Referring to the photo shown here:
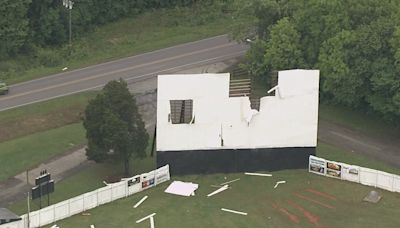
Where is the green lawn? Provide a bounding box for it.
[44,163,400,227]
[0,92,96,142]
[2,9,234,85]
[0,123,86,182]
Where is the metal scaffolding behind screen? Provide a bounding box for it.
[170,100,193,124]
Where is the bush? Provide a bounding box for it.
[37,49,64,67]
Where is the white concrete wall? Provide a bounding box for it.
[157,70,319,151]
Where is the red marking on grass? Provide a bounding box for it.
[288,200,322,228]
[272,203,300,224]
[294,193,335,209]
[306,188,337,201]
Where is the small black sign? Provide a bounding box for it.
[31,180,55,200]
[35,173,51,186]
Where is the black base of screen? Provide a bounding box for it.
[157,147,316,175]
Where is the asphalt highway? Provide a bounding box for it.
[0,35,248,111]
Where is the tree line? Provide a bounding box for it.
[0,0,216,59]
[233,0,400,124]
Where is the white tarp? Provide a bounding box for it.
[164,181,198,196]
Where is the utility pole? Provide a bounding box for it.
[62,0,74,50]
[27,192,30,228]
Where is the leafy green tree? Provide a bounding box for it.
[317,30,363,106]
[264,17,303,73]
[83,79,148,176]
[235,0,400,124]
[0,0,30,58]
[231,0,280,41]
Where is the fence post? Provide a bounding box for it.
[68,199,70,219]
[38,207,40,227]
[392,175,395,192]
[125,180,128,198]
[111,184,113,201]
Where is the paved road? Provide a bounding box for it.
[0,35,248,111]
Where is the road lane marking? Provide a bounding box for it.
[1,43,238,101]
[10,34,231,88]
[0,50,246,112]
[329,131,382,151]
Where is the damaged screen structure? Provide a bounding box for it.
[156,70,319,174]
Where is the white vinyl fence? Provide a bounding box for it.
[309,155,400,193]
[1,165,170,228]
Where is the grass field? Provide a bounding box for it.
[0,123,86,182]
[0,92,96,142]
[42,154,400,228]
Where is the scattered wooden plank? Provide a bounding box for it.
[244,172,272,177]
[136,213,156,224]
[150,216,155,228]
[207,185,229,197]
[133,195,148,208]
[274,181,286,189]
[220,178,240,186]
[221,208,248,216]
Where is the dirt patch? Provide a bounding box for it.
[288,200,323,228]
[272,203,299,224]
[293,193,335,209]
[306,188,337,201]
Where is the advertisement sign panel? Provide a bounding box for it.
[326,161,342,178]
[309,156,326,175]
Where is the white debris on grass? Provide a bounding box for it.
[62,67,68,71]
[50,225,59,228]
[207,185,229,197]
[90,225,95,228]
[274,181,286,189]
[150,216,155,228]
[164,181,198,197]
[136,213,156,224]
[221,208,248,216]
[133,195,148,208]
[220,178,240,186]
[244,172,272,177]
